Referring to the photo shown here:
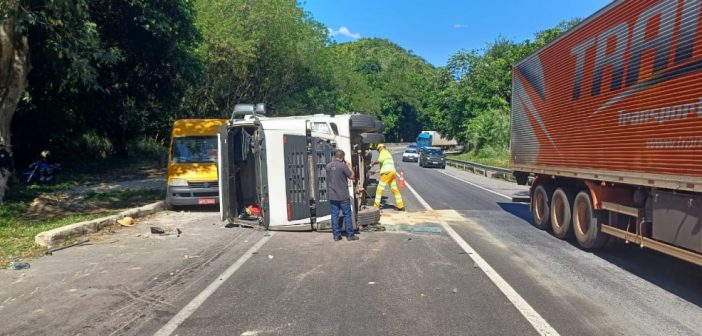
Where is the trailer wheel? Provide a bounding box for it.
[573,191,609,249]
[550,188,574,239]
[350,115,379,132]
[531,184,551,230]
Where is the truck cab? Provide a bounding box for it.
[166,119,228,208]
[218,104,383,231]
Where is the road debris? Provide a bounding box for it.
[268,255,274,259]
[368,282,376,285]
[10,262,30,270]
[46,240,91,255]
[452,288,458,294]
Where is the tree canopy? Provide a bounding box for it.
[2,0,579,167]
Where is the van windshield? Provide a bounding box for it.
[171,136,218,163]
[425,148,443,155]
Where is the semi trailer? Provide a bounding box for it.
[510,0,702,266]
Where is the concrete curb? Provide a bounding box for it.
[35,201,166,248]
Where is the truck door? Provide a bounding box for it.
[283,135,311,221]
[311,138,334,218]
[218,125,238,221]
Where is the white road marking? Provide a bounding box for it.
[438,170,513,200]
[404,180,559,336]
[153,233,274,336]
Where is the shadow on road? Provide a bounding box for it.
[497,202,702,309]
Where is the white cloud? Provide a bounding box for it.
[453,24,466,29]
[328,26,361,39]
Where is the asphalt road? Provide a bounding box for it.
[1,152,701,336]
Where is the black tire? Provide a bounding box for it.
[531,184,551,230]
[375,120,384,132]
[550,188,574,240]
[573,191,609,250]
[360,132,385,144]
[357,207,381,226]
[350,115,378,132]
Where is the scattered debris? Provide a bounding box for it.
[10,262,30,270]
[150,226,165,234]
[407,238,412,241]
[368,282,376,285]
[452,288,458,294]
[420,293,426,297]
[473,263,479,268]
[46,240,91,255]
[118,217,135,227]
[263,232,271,237]
[184,255,200,259]
[268,255,274,259]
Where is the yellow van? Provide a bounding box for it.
[166,119,228,208]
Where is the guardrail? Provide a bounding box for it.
[445,158,514,182]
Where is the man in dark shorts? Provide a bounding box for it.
[326,149,358,241]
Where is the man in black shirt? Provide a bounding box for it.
[326,149,357,241]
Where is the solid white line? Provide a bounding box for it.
[404,180,559,336]
[153,233,274,336]
[438,170,513,200]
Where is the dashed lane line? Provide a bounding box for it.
[153,233,274,336]
[404,180,559,336]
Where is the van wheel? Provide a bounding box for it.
[350,115,378,132]
[531,184,551,230]
[357,207,381,226]
[550,188,573,239]
[573,191,609,250]
[361,132,385,144]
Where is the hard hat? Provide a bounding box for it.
[40,150,51,158]
[376,144,386,150]
[117,216,135,227]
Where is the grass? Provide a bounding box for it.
[1,162,165,268]
[447,151,510,169]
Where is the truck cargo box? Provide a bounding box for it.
[510,0,702,192]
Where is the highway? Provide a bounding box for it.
[1,153,701,335]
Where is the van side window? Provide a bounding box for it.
[329,122,339,135]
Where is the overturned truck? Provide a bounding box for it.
[218,104,384,231]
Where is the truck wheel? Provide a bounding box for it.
[350,115,378,132]
[357,207,381,226]
[550,188,573,239]
[573,191,609,250]
[361,132,385,144]
[531,184,551,230]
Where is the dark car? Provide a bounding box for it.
[419,147,445,169]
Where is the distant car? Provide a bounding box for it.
[419,147,445,169]
[402,148,419,162]
[407,143,417,149]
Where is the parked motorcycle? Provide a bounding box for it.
[22,151,61,184]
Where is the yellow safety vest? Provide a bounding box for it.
[377,149,396,174]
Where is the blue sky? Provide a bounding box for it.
[301,0,612,66]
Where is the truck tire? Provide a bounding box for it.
[361,132,385,144]
[357,207,381,226]
[531,184,551,230]
[550,188,574,240]
[350,115,378,132]
[573,191,609,250]
[375,120,384,132]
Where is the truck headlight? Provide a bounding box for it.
[168,178,188,187]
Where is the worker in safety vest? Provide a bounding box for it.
[372,144,404,211]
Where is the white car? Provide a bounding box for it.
[402,148,419,162]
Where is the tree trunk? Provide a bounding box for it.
[0,15,31,198]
